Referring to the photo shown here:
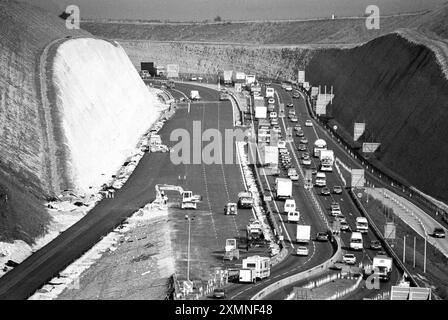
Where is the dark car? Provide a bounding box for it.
[321,187,331,196]
[213,288,226,299]
[287,102,294,108]
[298,144,307,151]
[316,232,329,242]
[433,227,446,238]
[370,240,382,250]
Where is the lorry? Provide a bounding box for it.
[254,96,267,119]
[265,87,275,98]
[315,172,327,187]
[275,178,293,200]
[238,191,254,209]
[370,255,393,281]
[245,74,256,85]
[319,150,334,172]
[233,71,246,84]
[239,268,257,283]
[356,217,369,233]
[296,225,311,243]
[242,256,270,280]
[223,70,233,85]
[313,139,327,158]
[190,90,201,101]
[350,232,363,251]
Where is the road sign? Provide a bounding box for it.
[353,123,366,141]
[391,286,431,300]
[166,64,179,78]
[278,103,285,117]
[362,143,381,153]
[298,71,305,84]
[311,87,319,98]
[384,222,396,240]
[286,127,293,142]
[351,169,365,188]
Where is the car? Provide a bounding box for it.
[289,109,296,116]
[294,125,302,131]
[300,138,308,144]
[305,120,313,127]
[301,152,310,159]
[197,77,203,81]
[298,144,307,151]
[433,227,446,238]
[302,159,311,166]
[272,125,281,132]
[285,84,293,91]
[292,91,301,99]
[268,98,275,104]
[316,232,329,242]
[270,111,277,119]
[190,76,198,81]
[290,117,298,123]
[340,221,350,232]
[311,167,318,175]
[281,82,287,89]
[224,203,238,215]
[321,187,331,196]
[333,186,343,194]
[270,119,279,126]
[330,202,340,210]
[290,174,299,181]
[287,102,294,108]
[213,288,226,299]
[370,240,382,250]
[296,246,309,256]
[343,253,356,265]
[336,215,347,223]
[296,130,304,137]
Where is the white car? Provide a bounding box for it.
[305,120,313,127]
[343,253,356,265]
[296,246,309,256]
[285,84,293,92]
[268,98,275,104]
[302,159,311,166]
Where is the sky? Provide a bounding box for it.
[20,0,448,21]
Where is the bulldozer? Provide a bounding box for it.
[155,184,200,209]
[223,239,240,261]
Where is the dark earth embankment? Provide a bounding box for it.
[0,0,89,243]
[306,33,448,203]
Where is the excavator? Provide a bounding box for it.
[155,184,201,209]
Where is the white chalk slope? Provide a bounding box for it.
[53,38,164,190]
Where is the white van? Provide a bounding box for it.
[266,87,275,98]
[350,232,363,251]
[284,199,296,214]
[315,172,326,187]
[270,111,277,119]
[287,211,300,223]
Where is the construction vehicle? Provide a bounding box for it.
[223,239,240,261]
[238,191,254,209]
[155,184,200,209]
[364,255,393,281]
[242,256,270,280]
[224,202,238,215]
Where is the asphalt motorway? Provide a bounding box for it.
[271,84,401,299]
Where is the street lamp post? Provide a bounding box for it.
[185,215,194,282]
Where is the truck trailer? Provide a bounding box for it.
[275,178,292,200]
[296,225,311,243]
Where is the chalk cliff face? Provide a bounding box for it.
[52,38,164,190]
[0,1,163,243]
